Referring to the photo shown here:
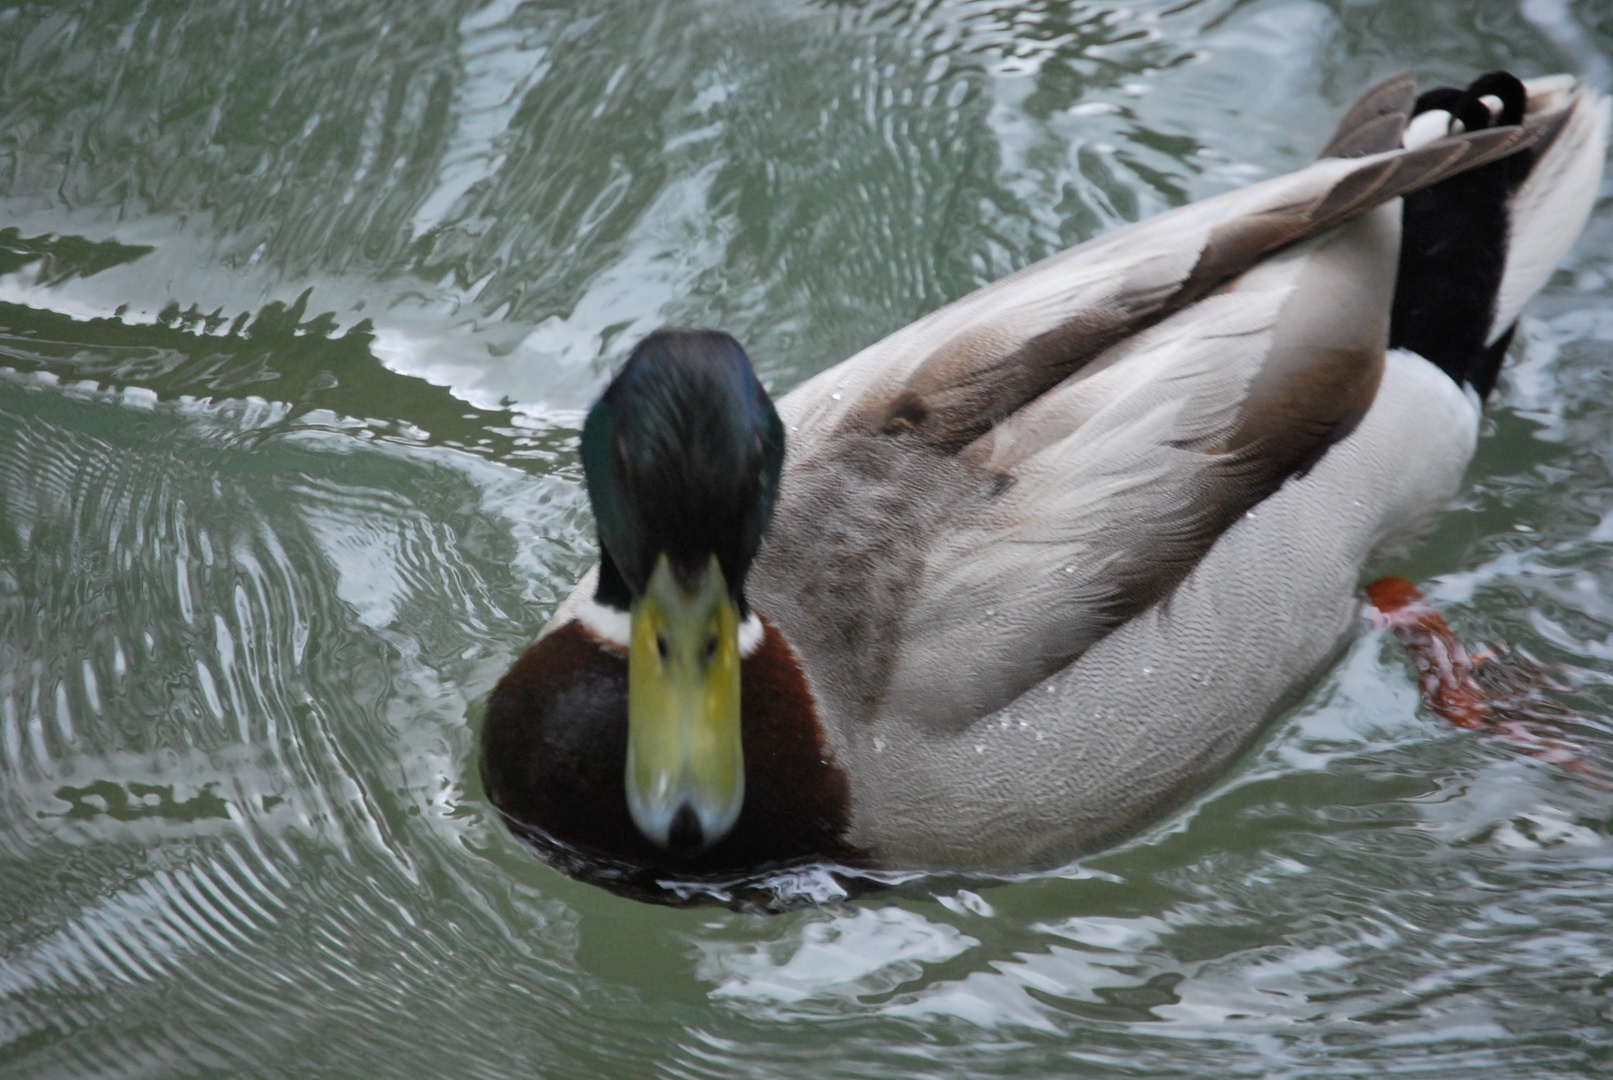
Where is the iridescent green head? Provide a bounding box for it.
[580,330,785,855]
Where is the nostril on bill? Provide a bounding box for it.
[667,804,705,854]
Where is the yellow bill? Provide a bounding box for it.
[626,554,744,853]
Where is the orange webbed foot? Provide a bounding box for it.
[1365,576,1491,729]
[1366,576,1609,784]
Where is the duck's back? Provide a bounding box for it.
[749,73,1608,870]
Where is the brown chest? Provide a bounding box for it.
[480,616,860,888]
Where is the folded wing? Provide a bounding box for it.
[753,77,1565,732]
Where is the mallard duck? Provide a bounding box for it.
[481,72,1609,888]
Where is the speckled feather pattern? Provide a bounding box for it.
[841,350,1477,870]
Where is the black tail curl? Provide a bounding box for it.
[1389,71,1534,401]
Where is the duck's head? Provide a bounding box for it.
[581,329,785,856]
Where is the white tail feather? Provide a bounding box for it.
[1491,79,1611,343]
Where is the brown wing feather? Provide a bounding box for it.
[834,120,1549,460]
[872,206,1400,731]
[1317,70,1416,158]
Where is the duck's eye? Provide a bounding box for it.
[656,635,670,662]
[703,635,718,663]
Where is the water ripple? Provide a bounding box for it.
[0,354,595,1073]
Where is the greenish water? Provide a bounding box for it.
[3,0,1613,1075]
